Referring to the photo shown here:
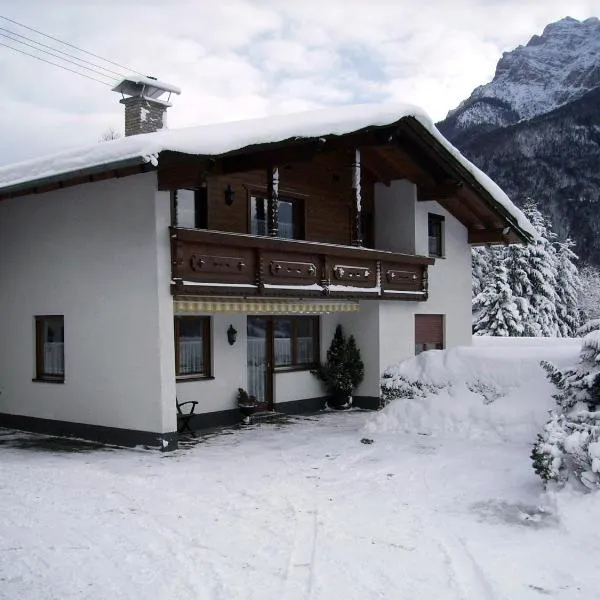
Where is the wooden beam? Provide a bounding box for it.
[351,148,362,246]
[437,198,486,231]
[468,228,512,245]
[370,145,428,184]
[417,180,463,201]
[360,147,392,186]
[267,166,279,237]
[394,129,453,184]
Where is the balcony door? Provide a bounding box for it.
[247,317,274,411]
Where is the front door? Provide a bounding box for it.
[247,316,274,411]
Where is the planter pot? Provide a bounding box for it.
[239,404,256,424]
[327,392,353,410]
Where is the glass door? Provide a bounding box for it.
[247,317,273,411]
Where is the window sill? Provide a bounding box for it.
[176,375,215,383]
[274,365,317,373]
[428,254,445,259]
[32,378,65,384]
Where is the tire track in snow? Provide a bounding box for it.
[281,505,319,600]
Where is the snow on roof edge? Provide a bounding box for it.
[0,102,535,239]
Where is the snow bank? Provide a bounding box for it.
[366,337,581,443]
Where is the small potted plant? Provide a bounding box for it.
[237,388,258,424]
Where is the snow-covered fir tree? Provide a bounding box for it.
[532,319,600,488]
[578,265,600,322]
[555,238,580,336]
[472,200,580,337]
[471,245,494,297]
[472,253,523,336]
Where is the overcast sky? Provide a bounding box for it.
[0,0,598,166]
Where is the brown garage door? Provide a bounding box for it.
[415,314,444,354]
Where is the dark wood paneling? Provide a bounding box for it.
[171,228,432,300]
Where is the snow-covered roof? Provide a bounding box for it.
[0,102,535,239]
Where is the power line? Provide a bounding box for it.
[0,26,127,79]
[0,14,145,76]
[0,41,112,86]
[0,31,118,82]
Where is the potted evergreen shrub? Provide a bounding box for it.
[237,388,258,424]
[312,325,364,409]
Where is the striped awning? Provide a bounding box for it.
[174,297,360,315]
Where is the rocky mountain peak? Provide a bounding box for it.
[438,17,600,144]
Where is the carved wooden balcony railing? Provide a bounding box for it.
[170,228,434,300]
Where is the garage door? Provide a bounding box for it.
[415,314,444,354]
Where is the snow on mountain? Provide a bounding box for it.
[440,17,600,142]
[437,16,600,266]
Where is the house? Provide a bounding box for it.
[0,78,535,449]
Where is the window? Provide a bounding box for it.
[414,314,444,355]
[250,196,267,236]
[174,316,211,379]
[273,316,319,368]
[35,316,64,382]
[428,213,444,257]
[250,195,304,239]
[173,188,208,229]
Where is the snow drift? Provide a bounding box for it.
[366,337,580,443]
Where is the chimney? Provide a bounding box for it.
[112,76,181,136]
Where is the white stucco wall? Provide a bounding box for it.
[415,201,472,349]
[369,182,473,385]
[175,312,247,413]
[0,173,177,434]
[275,371,323,403]
[374,180,416,254]
[319,302,381,399]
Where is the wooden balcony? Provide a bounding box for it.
[170,228,434,301]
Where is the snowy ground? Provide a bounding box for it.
[2,338,600,599]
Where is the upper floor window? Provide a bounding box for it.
[173,188,208,229]
[35,315,64,382]
[428,213,444,257]
[250,195,304,240]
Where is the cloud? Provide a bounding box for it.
[0,0,598,165]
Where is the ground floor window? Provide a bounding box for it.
[35,315,64,382]
[174,316,211,379]
[415,314,444,355]
[273,316,319,368]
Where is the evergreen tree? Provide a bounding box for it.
[516,200,560,336]
[471,246,494,297]
[554,238,580,337]
[532,320,600,488]
[346,335,364,391]
[578,266,600,322]
[473,199,580,337]
[473,255,523,336]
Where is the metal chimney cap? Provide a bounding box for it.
[112,75,181,99]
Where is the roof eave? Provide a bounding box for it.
[0,156,152,200]
[400,117,534,244]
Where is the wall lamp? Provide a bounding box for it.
[227,324,238,346]
[224,184,235,206]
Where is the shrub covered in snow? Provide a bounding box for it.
[533,321,600,488]
[312,325,364,408]
[380,371,437,405]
